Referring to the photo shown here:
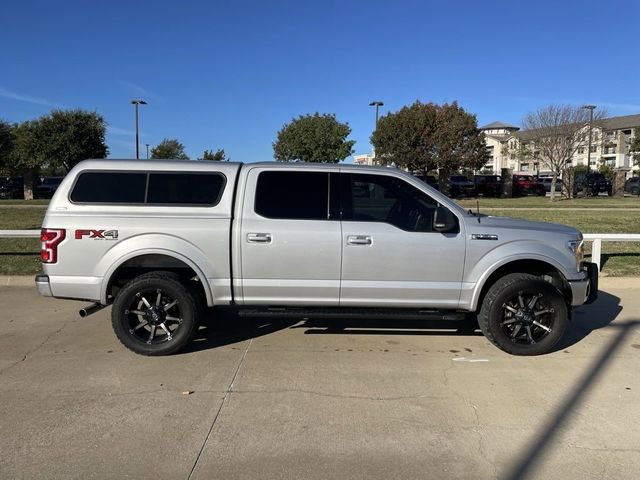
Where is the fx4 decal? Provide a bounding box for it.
[75,229,119,240]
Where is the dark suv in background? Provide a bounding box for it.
[448,175,476,198]
[573,173,613,196]
[34,177,63,199]
[0,177,24,199]
[474,175,501,197]
[624,176,640,196]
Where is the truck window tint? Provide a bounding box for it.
[255,171,328,220]
[345,174,438,232]
[71,173,146,203]
[147,173,225,205]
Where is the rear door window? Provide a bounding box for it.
[255,171,329,220]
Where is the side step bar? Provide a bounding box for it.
[237,307,467,322]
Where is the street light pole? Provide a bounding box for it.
[145,143,150,159]
[368,101,384,165]
[131,99,147,159]
[369,101,384,129]
[582,105,596,170]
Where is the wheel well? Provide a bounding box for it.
[106,254,207,304]
[476,259,571,311]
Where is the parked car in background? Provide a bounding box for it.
[624,176,640,196]
[573,173,612,197]
[512,175,545,197]
[539,177,562,193]
[0,176,24,199]
[474,175,501,197]
[448,175,476,198]
[35,177,64,199]
[415,174,440,191]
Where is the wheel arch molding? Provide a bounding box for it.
[98,234,215,306]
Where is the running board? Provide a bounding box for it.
[237,307,467,322]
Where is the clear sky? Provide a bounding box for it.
[1,0,639,162]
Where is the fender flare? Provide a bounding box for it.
[468,252,570,311]
[98,234,215,305]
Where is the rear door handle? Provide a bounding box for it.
[247,233,272,243]
[347,235,372,246]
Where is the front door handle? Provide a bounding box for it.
[247,233,272,243]
[347,235,372,246]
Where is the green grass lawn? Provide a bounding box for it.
[0,206,45,276]
[458,195,640,209]
[1,197,639,276]
[0,199,50,205]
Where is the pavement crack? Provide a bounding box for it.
[0,321,69,376]
[186,338,253,480]
[228,388,437,402]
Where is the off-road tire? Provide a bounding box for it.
[478,273,567,355]
[112,272,200,356]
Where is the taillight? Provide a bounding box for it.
[41,229,65,263]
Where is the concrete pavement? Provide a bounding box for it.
[0,280,638,479]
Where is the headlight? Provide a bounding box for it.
[567,240,584,270]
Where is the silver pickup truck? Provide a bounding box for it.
[36,160,597,356]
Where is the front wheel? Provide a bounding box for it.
[111,272,199,356]
[478,273,568,355]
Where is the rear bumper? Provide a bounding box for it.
[35,274,53,297]
[568,262,598,306]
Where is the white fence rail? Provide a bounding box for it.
[582,234,640,271]
[0,230,40,238]
[0,230,638,272]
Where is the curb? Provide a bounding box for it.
[0,275,637,289]
[0,275,36,287]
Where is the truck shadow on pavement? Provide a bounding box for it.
[186,291,622,355]
[506,316,640,480]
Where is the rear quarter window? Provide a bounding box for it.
[147,173,225,205]
[70,172,147,203]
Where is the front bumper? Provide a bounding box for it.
[568,262,598,306]
[35,274,53,297]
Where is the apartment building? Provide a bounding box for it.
[480,114,640,175]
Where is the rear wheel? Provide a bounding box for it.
[478,273,567,355]
[111,272,199,355]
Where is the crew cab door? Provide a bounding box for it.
[238,168,341,305]
[339,172,465,308]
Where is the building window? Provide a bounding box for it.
[590,145,597,153]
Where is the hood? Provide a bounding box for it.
[476,215,580,238]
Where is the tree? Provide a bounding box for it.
[151,139,189,159]
[273,113,355,163]
[521,104,607,201]
[0,120,13,173]
[631,127,640,167]
[7,120,47,199]
[38,109,108,172]
[371,101,488,194]
[202,149,228,161]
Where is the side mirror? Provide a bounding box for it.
[433,206,458,233]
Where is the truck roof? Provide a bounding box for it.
[72,159,403,175]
